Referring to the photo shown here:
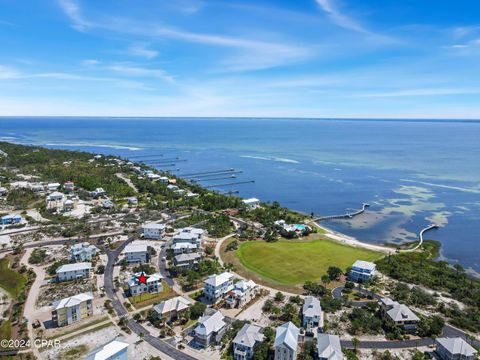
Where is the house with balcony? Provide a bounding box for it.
[143,223,166,240]
[317,334,345,360]
[126,272,163,296]
[70,242,98,262]
[435,337,477,360]
[84,339,129,360]
[51,292,94,327]
[233,323,264,360]
[153,296,192,323]
[225,280,258,309]
[173,252,201,271]
[203,272,234,303]
[379,297,420,332]
[194,309,227,348]
[349,260,376,283]
[302,296,324,331]
[274,322,299,360]
[56,262,92,282]
[122,242,149,264]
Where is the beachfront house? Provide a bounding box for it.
[51,292,94,327]
[233,323,264,360]
[29,183,45,193]
[84,339,129,360]
[349,260,376,283]
[56,262,92,282]
[47,182,61,191]
[225,279,258,309]
[126,272,163,296]
[242,198,260,209]
[1,214,22,225]
[122,242,149,264]
[173,252,201,271]
[435,337,477,360]
[153,296,192,323]
[317,334,345,360]
[274,321,299,360]
[143,223,166,240]
[379,297,420,332]
[302,296,324,331]
[101,199,114,209]
[194,309,227,348]
[70,242,97,262]
[203,272,234,303]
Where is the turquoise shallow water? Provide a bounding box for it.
[1,117,479,273]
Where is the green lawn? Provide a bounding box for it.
[236,239,383,285]
[0,258,27,298]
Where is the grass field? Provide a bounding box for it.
[0,258,27,298]
[236,239,383,285]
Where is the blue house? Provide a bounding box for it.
[1,214,22,225]
[349,260,376,283]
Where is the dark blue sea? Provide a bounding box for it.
[1,117,479,273]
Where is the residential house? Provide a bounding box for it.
[194,310,227,348]
[101,199,114,209]
[242,198,260,209]
[63,199,74,211]
[122,242,149,264]
[379,297,420,332]
[226,280,258,309]
[233,323,264,360]
[47,191,64,202]
[159,176,169,184]
[173,252,201,271]
[84,339,129,360]
[70,242,98,262]
[0,187,7,196]
[64,181,75,192]
[302,296,324,331]
[56,262,92,282]
[126,272,163,296]
[274,322,299,360]
[349,260,376,283]
[51,292,94,327]
[127,197,138,205]
[92,187,106,198]
[435,337,477,360]
[317,334,345,360]
[153,296,192,322]
[143,223,166,240]
[203,272,234,303]
[167,184,179,191]
[171,242,198,255]
[47,182,61,191]
[1,214,22,225]
[29,183,45,193]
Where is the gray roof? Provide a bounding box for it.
[274,321,299,351]
[174,252,201,263]
[352,260,376,271]
[303,296,322,318]
[386,303,420,322]
[195,310,225,336]
[233,323,264,348]
[436,337,477,357]
[56,262,91,273]
[153,296,192,315]
[317,334,345,360]
[204,272,233,287]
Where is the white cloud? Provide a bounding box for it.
[127,45,159,59]
[106,64,174,83]
[82,59,101,66]
[315,0,368,33]
[0,65,21,79]
[57,0,92,31]
[357,88,480,98]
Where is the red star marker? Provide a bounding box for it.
[137,272,149,285]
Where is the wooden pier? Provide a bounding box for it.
[402,224,439,252]
[312,203,370,222]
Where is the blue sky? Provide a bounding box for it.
[0,0,480,118]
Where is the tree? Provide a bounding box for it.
[321,274,331,288]
[352,337,360,352]
[190,302,206,320]
[96,264,105,274]
[327,266,343,281]
[274,291,285,302]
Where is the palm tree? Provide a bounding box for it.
[352,337,360,352]
[321,275,331,288]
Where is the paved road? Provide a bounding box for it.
[158,241,174,287]
[104,238,196,360]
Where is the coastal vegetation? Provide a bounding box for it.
[0,258,28,297]
[235,238,382,285]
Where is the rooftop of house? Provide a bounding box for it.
[303,295,322,318]
[316,334,344,360]
[195,310,226,336]
[122,242,148,254]
[204,272,234,287]
[56,262,92,273]
[144,222,166,230]
[171,242,198,250]
[52,292,94,310]
[174,252,201,263]
[436,337,477,356]
[274,321,299,351]
[84,339,129,360]
[128,272,163,287]
[153,296,192,315]
[386,303,420,322]
[351,260,376,271]
[233,323,264,348]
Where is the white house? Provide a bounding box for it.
[274,322,299,360]
[47,182,61,191]
[70,242,97,262]
[172,227,203,245]
[56,262,92,282]
[194,310,227,348]
[167,184,179,191]
[171,242,198,255]
[143,223,166,240]
[233,323,264,360]
[51,292,94,327]
[349,260,376,283]
[153,296,192,322]
[225,280,258,309]
[0,187,7,196]
[127,197,138,205]
[47,191,64,202]
[64,181,75,192]
[242,198,260,209]
[317,334,345,360]
[84,339,129,360]
[101,199,114,209]
[379,297,420,332]
[435,337,477,360]
[92,187,106,198]
[122,242,149,264]
[173,252,201,271]
[63,199,74,211]
[302,296,324,331]
[203,272,234,303]
[126,272,163,296]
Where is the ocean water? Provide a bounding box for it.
[1,117,479,273]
